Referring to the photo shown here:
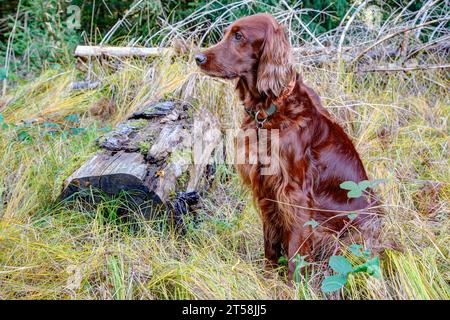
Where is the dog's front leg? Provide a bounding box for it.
[259,198,283,271]
[263,220,282,270]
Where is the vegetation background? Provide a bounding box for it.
[0,0,448,299]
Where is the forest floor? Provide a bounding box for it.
[0,54,448,299]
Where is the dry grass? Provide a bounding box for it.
[0,51,448,299]
[0,0,448,300]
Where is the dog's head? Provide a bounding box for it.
[196,13,295,97]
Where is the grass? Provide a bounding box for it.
[0,52,448,299]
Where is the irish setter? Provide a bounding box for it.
[196,13,382,281]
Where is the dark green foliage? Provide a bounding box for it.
[321,176,386,294]
[0,112,97,143]
[292,254,309,284]
[340,179,385,198]
[0,0,80,82]
[321,253,381,293]
[1,1,447,83]
[301,0,350,34]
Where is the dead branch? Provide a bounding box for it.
[74,45,171,57]
[358,63,450,73]
[353,17,449,62]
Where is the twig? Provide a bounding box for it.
[358,64,450,73]
[405,35,450,60]
[286,1,325,48]
[354,17,449,62]
[423,76,447,89]
[337,1,369,69]
[100,0,145,45]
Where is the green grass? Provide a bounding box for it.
[0,54,448,299]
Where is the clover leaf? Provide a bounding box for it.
[303,219,319,228]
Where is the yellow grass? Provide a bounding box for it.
[0,54,448,299]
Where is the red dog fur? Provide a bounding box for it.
[196,13,382,281]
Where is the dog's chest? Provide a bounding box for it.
[235,121,313,200]
[235,125,290,195]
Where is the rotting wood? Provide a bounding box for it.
[60,100,222,223]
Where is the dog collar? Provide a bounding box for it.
[245,79,296,128]
[245,103,277,128]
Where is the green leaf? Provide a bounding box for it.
[17,130,32,142]
[340,181,364,198]
[366,256,381,278]
[43,122,60,128]
[64,114,80,123]
[293,255,309,284]
[69,127,86,135]
[321,274,347,293]
[278,256,288,266]
[367,265,381,278]
[348,244,363,257]
[352,256,381,278]
[340,181,358,190]
[303,219,319,228]
[347,213,358,220]
[352,264,368,273]
[0,68,7,81]
[358,180,371,190]
[347,189,362,198]
[329,255,353,275]
[293,254,309,268]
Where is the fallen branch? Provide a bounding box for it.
[69,80,101,90]
[405,36,450,60]
[74,45,352,58]
[358,63,450,73]
[353,17,449,62]
[73,40,449,68]
[75,45,171,57]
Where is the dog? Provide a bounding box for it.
[196,13,382,281]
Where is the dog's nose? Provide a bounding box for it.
[195,53,207,65]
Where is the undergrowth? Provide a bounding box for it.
[0,52,448,299]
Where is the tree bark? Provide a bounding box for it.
[60,100,221,222]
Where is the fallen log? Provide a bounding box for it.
[60,100,222,224]
[75,45,171,57]
[74,45,337,60]
[74,43,449,67]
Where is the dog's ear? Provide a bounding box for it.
[257,22,295,97]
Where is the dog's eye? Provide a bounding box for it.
[234,32,243,41]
